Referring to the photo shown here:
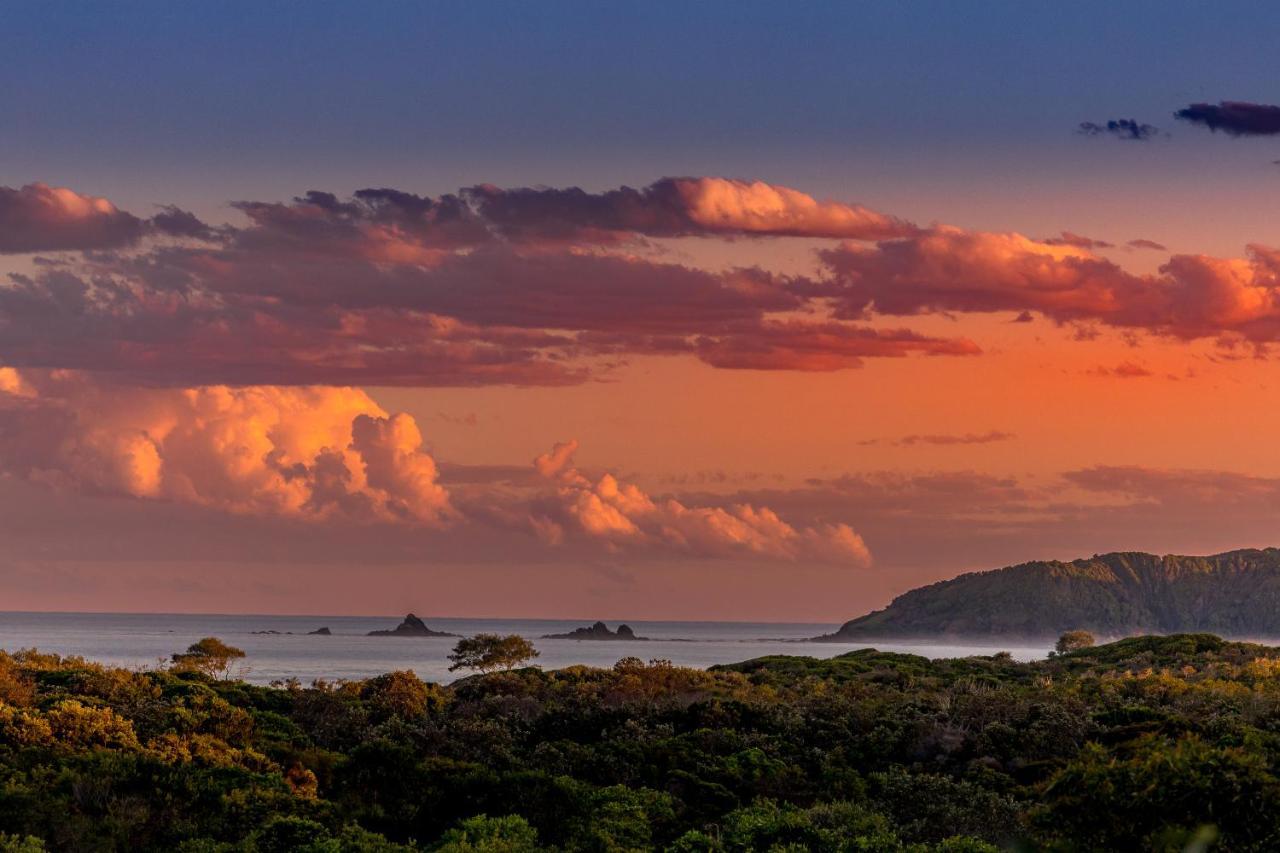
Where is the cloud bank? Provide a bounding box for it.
[0,369,454,525]
[0,369,870,566]
[518,439,871,564]
[821,226,1280,344]
[10,175,1280,393]
[0,178,983,386]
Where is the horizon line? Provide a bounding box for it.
[0,608,840,626]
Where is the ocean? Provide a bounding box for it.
[0,612,1052,685]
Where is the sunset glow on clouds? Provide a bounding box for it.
[9,3,1280,621]
[0,366,868,567]
[10,174,1280,401]
[4,168,1280,618]
[0,370,455,525]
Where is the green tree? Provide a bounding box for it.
[0,834,46,853]
[171,637,246,679]
[1038,735,1280,850]
[448,635,539,674]
[361,670,442,720]
[1055,630,1096,654]
[433,815,543,852]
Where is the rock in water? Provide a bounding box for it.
[367,613,458,637]
[542,621,648,640]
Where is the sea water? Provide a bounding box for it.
[0,612,1052,685]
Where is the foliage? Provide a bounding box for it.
[6,634,1280,848]
[1054,630,1095,653]
[0,834,45,853]
[432,814,541,852]
[170,638,247,680]
[447,635,539,674]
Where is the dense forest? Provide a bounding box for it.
[827,548,1280,639]
[2,633,1279,850]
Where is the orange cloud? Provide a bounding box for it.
[0,372,454,525]
[0,371,869,565]
[668,177,914,240]
[520,439,872,565]
[464,177,914,242]
[22,175,1280,394]
[823,226,1280,343]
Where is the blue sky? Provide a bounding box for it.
[6,0,1280,241]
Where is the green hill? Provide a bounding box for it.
[821,548,1280,640]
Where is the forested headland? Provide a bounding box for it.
[826,548,1280,640]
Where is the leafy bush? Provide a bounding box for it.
[2,633,1280,849]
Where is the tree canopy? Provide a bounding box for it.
[448,633,540,673]
[1055,629,1096,653]
[2,634,1279,849]
[170,636,247,679]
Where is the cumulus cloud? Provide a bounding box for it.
[690,464,1280,584]
[465,177,915,242]
[671,178,915,239]
[820,225,1280,344]
[0,183,145,253]
[1175,101,1280,136]
[0,234,975,385]
[0,370,869,565]
[516,439,872,565]
[1077,119,1160,141]
[16,174,1280,388]
[222,176,911,257]
[0,370,454,525]
[148,205,216,240]
[3,177,933,388]
[231,188,489,262]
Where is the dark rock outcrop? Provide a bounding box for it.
[817,548,1280,641]
[543,621,648,640]
[308,627,332,635]
[367,614,457,637]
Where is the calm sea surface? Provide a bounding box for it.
[0,612,1052,685]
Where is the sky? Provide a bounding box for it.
[4,1,1280,621]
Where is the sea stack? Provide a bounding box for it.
[367,613,458,637]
